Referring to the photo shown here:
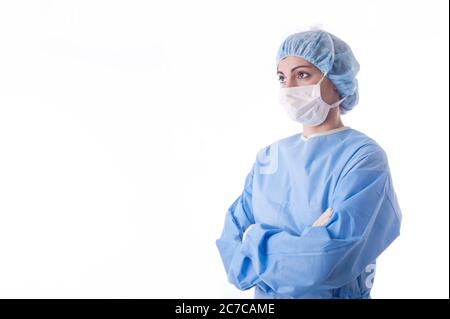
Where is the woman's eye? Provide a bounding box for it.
[297,72,310,79]
[278,76,286,83]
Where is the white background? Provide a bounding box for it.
[0,0,448,299]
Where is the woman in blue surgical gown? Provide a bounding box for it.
[216,29,402,299]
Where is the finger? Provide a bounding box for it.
[312,208,333,227]
[313,215,330,227]
[323,208,333,218]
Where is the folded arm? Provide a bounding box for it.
[216,149,402,296]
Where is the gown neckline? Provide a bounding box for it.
[300,126,351,141]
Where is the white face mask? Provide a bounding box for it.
[278,73,346,126]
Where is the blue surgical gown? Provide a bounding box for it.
[216,127,402,299]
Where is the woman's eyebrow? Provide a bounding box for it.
[277,65,314,74]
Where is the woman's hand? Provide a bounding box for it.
[312,208,333,227]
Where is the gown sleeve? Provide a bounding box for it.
[215,163,263,290]
[228,146,402,296]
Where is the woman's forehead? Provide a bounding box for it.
[277,56,317,72]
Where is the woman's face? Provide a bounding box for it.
[276,56,341,106]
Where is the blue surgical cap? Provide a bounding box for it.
[276,30,360,114]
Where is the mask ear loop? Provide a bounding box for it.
[320,70,346,108]
[331,96,346,108]
[317,71,328,85]
[319,33,344,109]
